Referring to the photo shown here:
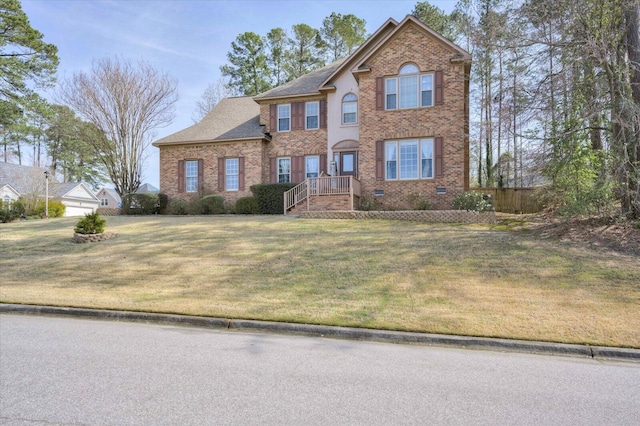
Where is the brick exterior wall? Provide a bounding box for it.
[298,210,495,224]
[289,194,351,215]
[158,139,265,206]
[260,96,328,184]
[157,19,469,213]
[357,21,469,210]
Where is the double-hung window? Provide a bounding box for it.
[185,160,198,192]
[305,156,319,179]
[101,198,108,206]
[278,104,290,132]
[385,139,434,180]
[342,93,358,124]
[306,102,319,130]
[278,157,291,183]
[386,64,434,110]
[225,158,239,191]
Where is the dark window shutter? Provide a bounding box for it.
[270,157,277,183]
[198,159,204,191]
[435,137,444,178]
[376,77,384,110]
[319,100,327,128]
[435,70,444,105]
[239,157,245,191]
[292,156,305,183]
[178,160,185,192]
[218,158,225,191]
[292,102,304,130]
[270,104,277,132]
[376,140,384,180]
[319,154,327,175]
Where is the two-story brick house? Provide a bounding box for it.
[153,15,471,212]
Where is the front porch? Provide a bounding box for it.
[284,175,361,215]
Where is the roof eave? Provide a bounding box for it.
[153,135,270,147]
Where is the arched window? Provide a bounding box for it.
[399,63,419,74]
[342,93,358,124]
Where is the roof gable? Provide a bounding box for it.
[348,15,471,74]
[51,182,99,201]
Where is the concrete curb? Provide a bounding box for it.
[2,304,639,361]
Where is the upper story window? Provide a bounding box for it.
[306,102,319,130]
[342,93,358,125]
[278,104,290,132]
[386,63,433,110]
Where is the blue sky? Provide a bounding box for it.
[22,0,457,187]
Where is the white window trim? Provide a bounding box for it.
[277,157,291,183]
[305,155,320,179]
[342,93,358,125]
[305,101,319,130]
[385,70,434,111]
[278,104,291,132]
[225,158,239,191]
[385,138,434,181]
[185,160,198,192]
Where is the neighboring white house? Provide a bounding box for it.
[135,183,159,194]
[1,183,20,205]
[96,187,121,208]
[0,162,99,216]
[50,182,100,217]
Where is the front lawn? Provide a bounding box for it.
[1,215,638,347]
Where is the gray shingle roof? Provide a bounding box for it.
[153,96,265,146]
[0,162,48,194]
[253,59,346,101]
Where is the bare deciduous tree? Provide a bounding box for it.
[191,77,237,123]
[58,56,177,200]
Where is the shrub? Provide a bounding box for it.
[0,200,26,223]
[407,192,432,210]
[453,191,492,212]
[200,195,225,214]
[34,200,66,218]
[122,193,159,215]
[157,193,169,214]
[235,196,260,214]
[168,199,188,215]
[74,212,106,234]
[250,183,297,214]
[357,195,381,211]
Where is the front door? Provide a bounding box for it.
[340,151,357,177]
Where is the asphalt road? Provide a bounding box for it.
[1,314,639,425]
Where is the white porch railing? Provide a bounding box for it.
[284,176,361,214]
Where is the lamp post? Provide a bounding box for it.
[44,170,49,218]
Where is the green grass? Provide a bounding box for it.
[1,215,639,348]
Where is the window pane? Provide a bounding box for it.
[307,116,318,129]
[399,63,419,74]
[278,105,290,131]
[385,142,397,180]
[399,141,418,179]
[306,102,319,129]
[343,93,357,102]
[186,160,198,192]
[306,156,319,178]
[343,102,357,124]
[385,78,397,110]
[278,158,291,183]
[399,76,418,108]
[226,158,239,190]
[421,139,433,178]
[342,154,354,172]
[421,75,433,107]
